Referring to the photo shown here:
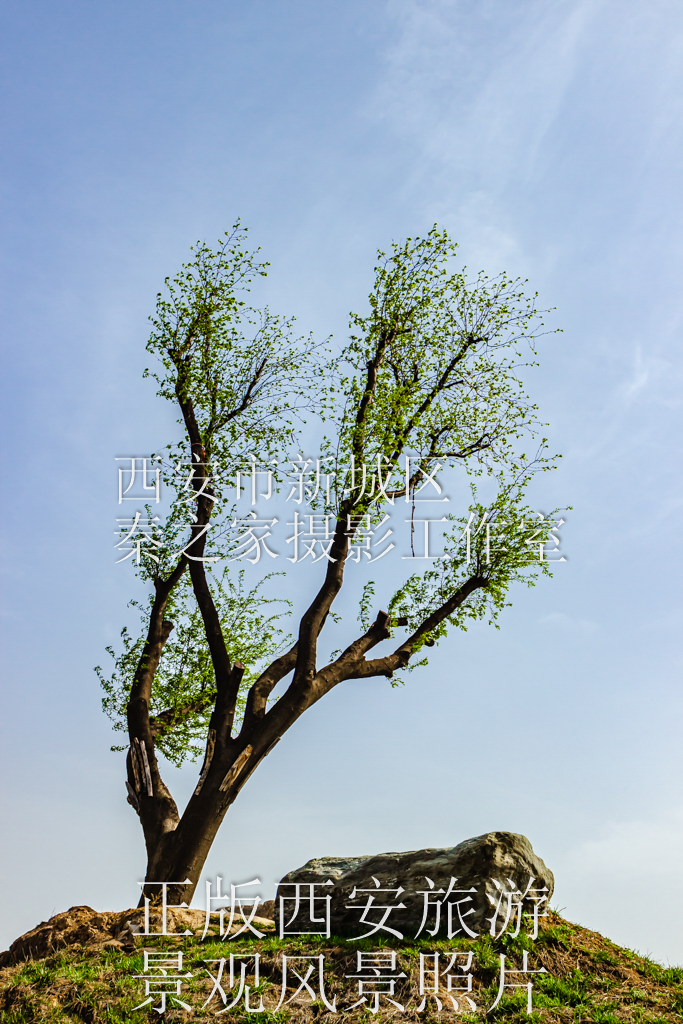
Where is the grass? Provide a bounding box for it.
[1,911,682,1022]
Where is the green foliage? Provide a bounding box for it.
[146,221,316,471]
[100,223,566,773]
[358,580,376,631]
[387,478,564,674]
[324,227,555,515]
[97,571,291,766]
[132,222,322,583]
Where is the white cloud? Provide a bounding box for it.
[375,0,598,195]
[538,611,598,633]
[556,808,683,964]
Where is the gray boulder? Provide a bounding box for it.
[275,832,553,940]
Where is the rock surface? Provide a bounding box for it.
[275,831,553,939]
[0,905,275,967]
[1,833,553,963]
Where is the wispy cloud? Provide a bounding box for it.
[538,611,598,633]
[368,0,598,267]
[557,807,683,963]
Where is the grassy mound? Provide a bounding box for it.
[1,911,681,1022]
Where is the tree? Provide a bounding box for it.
[98,224,561,907]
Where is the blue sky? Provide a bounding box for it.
[1,0,682,963]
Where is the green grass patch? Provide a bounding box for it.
[2,911,682,1022]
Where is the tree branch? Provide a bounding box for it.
[126,583,184,857]
[149,693,216,739]
[242,642,298,727]
[402,573,488,646]
[347,575,488,681]
[291,326,402,689]
[291,518,350,687]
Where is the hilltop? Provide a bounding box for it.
[1,907,682,1022]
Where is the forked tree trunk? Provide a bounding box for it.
[125,345,491,908]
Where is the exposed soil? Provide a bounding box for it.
[1,908,681,1022]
